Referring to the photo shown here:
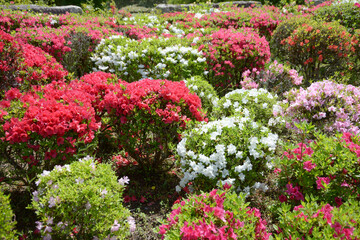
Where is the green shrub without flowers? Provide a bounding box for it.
[0,188,17,239]
[184,75,219,116]
[176,116,279,195]
[30,156,134,239]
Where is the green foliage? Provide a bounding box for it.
[159,187,270,239]
[30,156,132,239]
[0,189,17,239]
[176,115,278,194]
[61,30,96,78]
[275,197,360,239]
[184,75,219,116]
[312,2,360,34]
[92,36,206,82]
[213,88,283,130]
[271,17,352,84]
[275,131,360,207]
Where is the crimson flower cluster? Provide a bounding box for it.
[102,79,206,171]
[200,28,270,94]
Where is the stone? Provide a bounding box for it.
[213,1,261,8]
[0,4,83,15]
[155,4,191,13]
[155,1,261,13]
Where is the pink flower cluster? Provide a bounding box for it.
[285,80,360,135]
[0,29,67,92]
[159,188,271,240]
[201,28,270,92]
[240,60,303,95]
[296,204,355,239]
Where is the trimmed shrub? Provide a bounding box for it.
[275,132,360,207]
[92,36,206,82]
[200,28,271,96]
[0,29,21,96]
[284,80,360,135]
[240,60,303,97]
[0,189,17,239]
[30,156,134,239]
[176,116,278,194]
[102,79,206,173]
[275,198,360,239]
[159,186,271,240]
[313,2,360,34]
[184,75,219,116]
[213,88,282,130]
[0,82,100,190]
[0,30,67,96]
[271,18,352,83]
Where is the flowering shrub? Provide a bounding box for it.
[0,188,17,239]
[0,9,52,32]
[240,61,303,97]
[207,6,282,41]
[15,27,72,62]
[18,43,68,86]
[159,187,271,240]
[0,82,100,190]
[349,29,360,83]
[200,28,270,95]
[275,198,360,239]
[271,17,352,83]
[0,29,21,95]
[312,1,360,34]
[284,80,360,135]
[213,88,283,130]
[270,16,309,57]
[275,132,360,207]
[30,156,134,239]
[92,35,206,82]
[176,116,278,194]
[1,30,68,94]
[102,79,206,173]
[184,75,219,115]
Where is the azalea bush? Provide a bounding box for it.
[275,198,360,239]
[176,116,278,194]
[0,188,17,239]
[0,82,100,190]
[213,88,283,130]
[30,156,134,239]
[240,60,304,97]
[284,80,360,135]
[92,35,206,82]
[275,131,360,207]
[0,29,21,95]
[184,75,219,116]
[349,29,360,83]
[271,17,352,83]
[312,1,360,34]
[200,28,271,95]
[102,79,206,173]
[207,6,282,41]
[159,186,271,240]
[0,30,68,95]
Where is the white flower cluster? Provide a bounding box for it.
[176,116,278,194]
[91,37,205,80]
